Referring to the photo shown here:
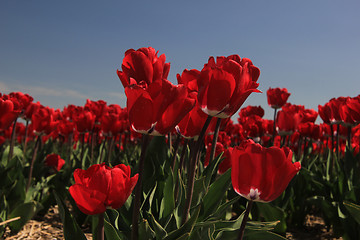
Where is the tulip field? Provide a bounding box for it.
[1,47,360,240]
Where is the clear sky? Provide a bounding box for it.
[1,0,359,121]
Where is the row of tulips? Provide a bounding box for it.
[0,47,360,239]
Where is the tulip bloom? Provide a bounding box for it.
[231,140,300,202]
[31,106,58,135]
[69,163,138,215]
[45,153,65,172]
[125,79,196,135]
[197,55,260,118]
[117,47,170,88]
[276,108,303,135]
[266,88,291,109]
[176,104,211,139]
[0,99,21,131]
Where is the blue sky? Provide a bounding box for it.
[1,0,359,121]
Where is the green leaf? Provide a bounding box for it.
[191,177,206,208]
[160,170,175,219]
[8,200,43,233]
[164,205,201,240]
[201,169,231,221]
[214,220,285,240]
[344,201,360,225]
[54,191,87,240]
[208,196,241,220]
[255,202,287,233]
[147,212,168,239]
[203,153,224,188]
[138,219,156,240]
[104,212,123,240]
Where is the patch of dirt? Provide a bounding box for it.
[286,215,343,240]
[2,206,92,240]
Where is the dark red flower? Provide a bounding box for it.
[298,122,321,140]
[125,79,196,135]
[117,47,170,88]
[69,163,138,215]
[0,99,21,131]
[176,103,212,139]
[31,106,57,135]
[276,104,303,135]
[45,153,65,172]
[197,55,260,118]
[266,88,291,109]
[339,96,360,125]
[231,139,300,202]
[176,69,200,93]
[84,99,108,121]
[238,105,264,124]
[301,108,318,123]
[73,110,96,133]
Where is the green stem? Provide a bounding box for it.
[209,118,222,164]
[26,135,41,192]
[272,108,278,145]
[336,124,340,160]
[171,133,182,170]
[174,139,189,203]
[131,134,150,240]
[23,119,29,157]
[97,213,104,240]
[238,200,254,240]
[8,118,18,163]
[182,116,212,225]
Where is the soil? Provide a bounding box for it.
[2,206,92,240]
[2,208,342,240]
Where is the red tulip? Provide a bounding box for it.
[318,103,332,124]
[298,122,321,140]
[84,99,108,121]
[204,143,233,174]
[339,96,360,125]
[197,55,260,118]
[276,104,303,135]
[0,99,21,131]
[45,153,65,172]
[231,139,300,202]
[301,108,318,123]
[266,88,291,109]
[175,104,211,139]
[69,163,138,215]
[73,110,96,133]
[125,79,196,135]
[238,105,264,122]
[117,47,170,88]
[176,69,200,93]
[31,106,57,135]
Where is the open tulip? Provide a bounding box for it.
[69,163,138,215]
[231,139,300,202]
[197,55,260,118]
[125,79,196,135]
